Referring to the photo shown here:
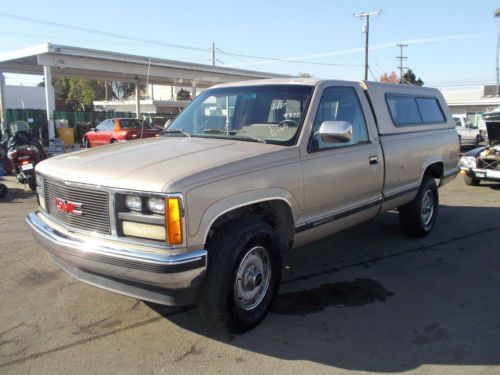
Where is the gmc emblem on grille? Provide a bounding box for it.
[54,197,83,216]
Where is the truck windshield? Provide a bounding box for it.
[165,85,312,145]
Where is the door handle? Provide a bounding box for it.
[369,155,379,165]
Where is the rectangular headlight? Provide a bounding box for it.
[147,197,165,214]
[125,195,142,211]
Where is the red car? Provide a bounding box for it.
[82,118,160,148]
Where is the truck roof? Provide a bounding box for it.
[213,78,443,95]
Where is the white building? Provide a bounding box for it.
[441,85,500,129]
[4,85,46,110]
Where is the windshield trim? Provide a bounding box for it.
[164,84,314,147]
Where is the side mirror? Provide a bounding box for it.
[316,121,352,143]
[91,128,97,132]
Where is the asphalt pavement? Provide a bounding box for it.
[0,174,499,374]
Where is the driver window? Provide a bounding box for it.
[95,120,108,131]
[311,87,369,151]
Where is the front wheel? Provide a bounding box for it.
[196,218,282,333]
[399,176,438,238]
[464,174,480,186]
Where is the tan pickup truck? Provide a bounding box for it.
[27,78,460,332]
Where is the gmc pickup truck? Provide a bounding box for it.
[27,79,460,333]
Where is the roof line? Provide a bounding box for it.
[0,43,288,79]
[0,43,50,63]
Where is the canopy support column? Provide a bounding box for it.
[43,65,56,139]
[135,78,140,118]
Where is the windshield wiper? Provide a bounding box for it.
[161,129,191,137]
[236,132,266,143]
[202,128,266,143]
[202,128,226,134]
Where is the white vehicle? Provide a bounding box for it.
[453,115,482,147]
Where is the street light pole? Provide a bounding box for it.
[353,10,382,81]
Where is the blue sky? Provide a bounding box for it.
[0,0,498,90]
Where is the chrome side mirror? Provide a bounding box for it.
[317,121,352,143]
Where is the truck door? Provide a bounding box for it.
[300,85,384,229]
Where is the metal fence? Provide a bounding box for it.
[4,109,177,144]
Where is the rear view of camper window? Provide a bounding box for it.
[416,98,445,123]
[386,94,446,126]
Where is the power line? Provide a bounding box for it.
[0,11,369,70]
[0,11,210,53]
[216,48,364,67]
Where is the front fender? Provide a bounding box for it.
[187,188,301,247]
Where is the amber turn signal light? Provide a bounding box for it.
[166,197,183,245]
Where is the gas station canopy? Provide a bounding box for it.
[0,43,288,137]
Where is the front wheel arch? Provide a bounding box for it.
[204,199,295,253]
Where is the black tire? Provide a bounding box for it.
[464,174,480,186]
[399,176,439,238]
[83,137,90,148]
[27,174,37,192]
[196,218,282,333]
[475,135,481,147]
[0,184,7,198]
[111,139,118,144]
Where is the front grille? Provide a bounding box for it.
[477,158,500,170]
[44,177,111,234]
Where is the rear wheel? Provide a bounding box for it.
[196,218,282,333]
[26,171,36,191]
[399,176,438,238]
[111,139,118,144]
[464,174,480,186]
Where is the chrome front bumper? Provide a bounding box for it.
[26,211,207,306]
[460,166,500,181]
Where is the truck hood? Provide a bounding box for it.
[37,137,285,192]
[486,121,500,145]
[483,111,500,145]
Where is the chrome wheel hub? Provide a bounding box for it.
[421,190,434,227]
[234,246,271,310]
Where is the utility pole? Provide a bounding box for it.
[396,43,408,84]
[212,42,216,66]
[353,10,382,80]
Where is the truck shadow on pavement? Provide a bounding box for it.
[0,185,35,203]
[147,204,500,372]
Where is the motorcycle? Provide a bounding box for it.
[0,143,8,199]
[3,121,47,191]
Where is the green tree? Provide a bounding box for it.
[65,79,105,111]
[402,69,424,86]
[53,78,71,100]
[176,88,191,101]
[109,81,138,100]
[38,78,105,110]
